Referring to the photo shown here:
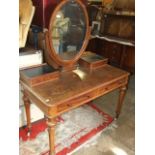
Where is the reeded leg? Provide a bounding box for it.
[46,117,57,155]
[23,91,31,136]
[115,85,127,119]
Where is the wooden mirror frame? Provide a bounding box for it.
[45,0,90,68]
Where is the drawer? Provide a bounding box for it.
[98,78,127,95]
[57,94,92,113]
[108,46,122,64]
[56,77,127,114]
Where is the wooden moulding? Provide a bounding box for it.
[46,0,90,68]
[79,51,108,70]
[20,64,60,87]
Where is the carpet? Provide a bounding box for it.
[19,103,113,155]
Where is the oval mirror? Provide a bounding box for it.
[48,0,89,66]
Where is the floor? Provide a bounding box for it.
[73,75,135,155]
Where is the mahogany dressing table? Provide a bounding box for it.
[20,0,130,155]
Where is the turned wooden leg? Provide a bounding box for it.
[23,91,31,136]
[115,85,127,119]
[46,117,57,155]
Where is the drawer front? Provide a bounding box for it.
[98,78,127,95]
[57,94,91,113]
[56,77,128,114]
[121,46,135,73]
[107,44,122,64]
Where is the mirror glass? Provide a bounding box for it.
[50,0,87,60]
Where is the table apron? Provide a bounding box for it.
[23,76,128,118]
[48,76,128,117]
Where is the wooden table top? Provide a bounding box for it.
[21,64,129,107]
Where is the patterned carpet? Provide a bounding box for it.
[19,103,113,155]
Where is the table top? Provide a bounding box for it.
[21,64,129,107]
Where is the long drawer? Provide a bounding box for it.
[54,76,128,115]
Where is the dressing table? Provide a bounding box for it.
[20,0,130,155]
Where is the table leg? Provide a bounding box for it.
[23,92,31,136]
[115,85,127,119]
[46,117,57,155]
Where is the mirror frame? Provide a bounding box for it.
[45,0,90,67]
